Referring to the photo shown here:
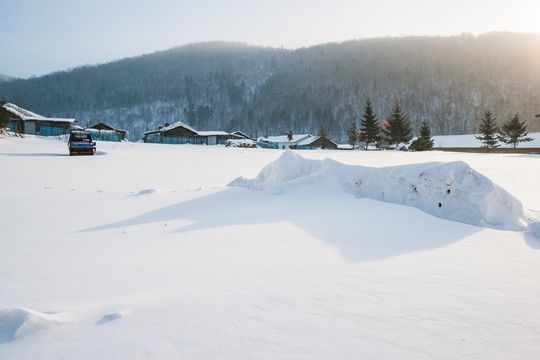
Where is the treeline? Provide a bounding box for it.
[1,33,539,141]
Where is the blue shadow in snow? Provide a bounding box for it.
[0,152,68,157]
[81,186,486,262]
[1,151,107,157]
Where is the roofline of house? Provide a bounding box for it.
[3,103,75,123]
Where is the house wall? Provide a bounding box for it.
[90,124,127,140]
[144,132,162,143]
[8,119,23,133]
[277,142,296,149]
[38,121,71,136]
[165,127,198,138]
[163,136,204,144]
[87,129,121,142]
[256,141,278,149]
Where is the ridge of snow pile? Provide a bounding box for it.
[230,150,526,230]
[0,308,64,343]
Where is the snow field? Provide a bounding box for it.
[1,135,540,359]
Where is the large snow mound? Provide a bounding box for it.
[230,150,526,230]
[0,308,64,343]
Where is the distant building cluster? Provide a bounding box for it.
[2,103,127,142]
[2,102,340,150]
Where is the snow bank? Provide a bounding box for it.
[527,221,540,239]
[230,150,526,230]
[0,308,64,343]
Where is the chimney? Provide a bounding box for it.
[287,131,293,141]
[164,122,170,127]
[158,126,163,130]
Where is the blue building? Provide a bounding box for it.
[3,103,75,136]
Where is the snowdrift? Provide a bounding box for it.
[0,308,64,344]
[230,150,526,230]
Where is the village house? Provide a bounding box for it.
[257,132,313,149]
[143,121,241,145]
[2,103,75,136]
[257,132,339,150]
[295,135,338,150]
[231,131,254,141]
[87,122,128,141]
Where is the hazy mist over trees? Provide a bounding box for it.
[1,33,539,141]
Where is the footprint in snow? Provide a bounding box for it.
[96,311,128,325]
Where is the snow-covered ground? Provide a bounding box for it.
[1,135,540,359]
[433,133,540,148]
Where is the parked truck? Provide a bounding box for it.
[68,130,96,156]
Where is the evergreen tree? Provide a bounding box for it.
[383,103,413,148]
[318,124,327,138]
[497,113,533,148]
[410,120,434,151]
[318,124,329,149]
[360,99,380,150]
[475,110,500,152]
[347,122,358,149]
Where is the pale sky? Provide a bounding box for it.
[2,0,539,78]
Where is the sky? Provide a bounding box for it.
[2,0,540,78]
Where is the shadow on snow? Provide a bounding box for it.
[81,186,488,262]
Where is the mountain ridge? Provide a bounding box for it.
[1,33,539,141]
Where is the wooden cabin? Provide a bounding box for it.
[143,121,240,145]
[295,136,338,150]
[144,121,200,144]
[3,103,74,136]
[257,133,313,149]
[88,122,128,141]
[231,131,254,141]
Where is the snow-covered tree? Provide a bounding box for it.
[347,122,358,149]
[410,120,434,151]
[497,113,533,148]
[360,100,380,150]
[318,124,327,138]
[383,103,413,148]
[476,110,500,152]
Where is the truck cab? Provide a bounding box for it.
[68,130,96,155]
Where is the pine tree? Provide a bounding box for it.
[383,103,413,149]
[475,110,500,152]
[410,120,434,151]
[360,99,380,150]
[347,122,358,150]
[497,113,533,148]
[318,124,327,138]
[318,124,329,149]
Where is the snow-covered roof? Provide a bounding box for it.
[144,121,198,135]
[197,131,231,136]
[144,121,235,137]
[162,121,198,134]
[296,135,321,146]
[232,130,252,139]
[258,134,312,144]
[88,123,127,133]
[3,103,75,123]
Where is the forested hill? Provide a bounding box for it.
[1,33,540,142]
[0,73,14,82]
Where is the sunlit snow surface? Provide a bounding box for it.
[1,135,540,359]
[230,150,527,230]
